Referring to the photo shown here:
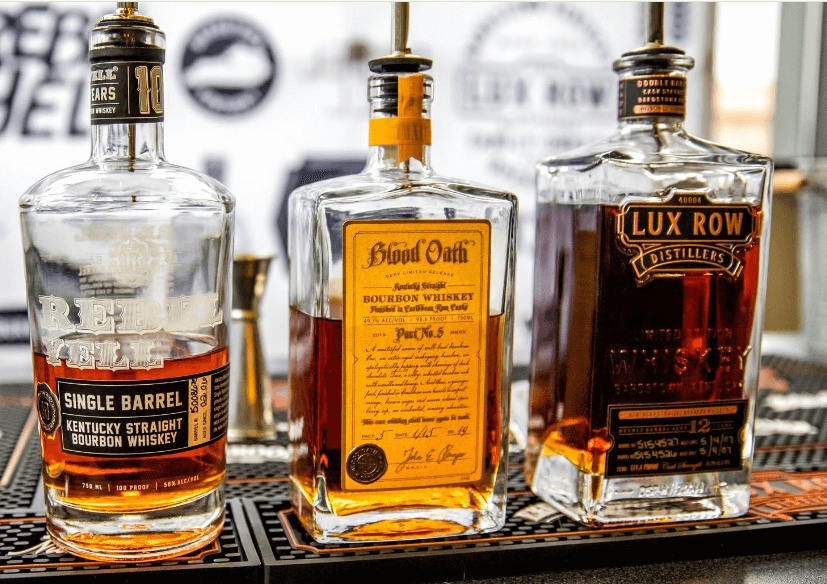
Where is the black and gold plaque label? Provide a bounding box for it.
[55,364,229,457]
[616,191,759,284]
[606,400,746,478]
[618,74,686,120]
[91,61,164,124]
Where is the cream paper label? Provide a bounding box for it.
[342,220,491,491]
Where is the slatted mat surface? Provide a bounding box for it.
[2,355,827,582]
[0,500,258,582]
[226,461,289,500]
[225,428,290,500]
[754,355,827,471]
[0,387,42,512]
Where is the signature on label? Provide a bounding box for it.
[394,444,468,473]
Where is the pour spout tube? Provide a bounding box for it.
[645,2,665,46]
[392,2,409,56]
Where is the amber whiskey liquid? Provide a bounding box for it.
[35,346,228,513]
[527,202,764,524]
[289,307,505,541]
[33,344,228,558]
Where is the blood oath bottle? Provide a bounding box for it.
[19,3,234,560]
[525,3,773,526]
[287,3,517,542]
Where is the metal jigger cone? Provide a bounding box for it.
[228,255,276,441]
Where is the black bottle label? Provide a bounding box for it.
[53,364,229,457]
[618,74,686,120]
[605,400,746,478]
[90,61,164,125]
[616,191,759,284]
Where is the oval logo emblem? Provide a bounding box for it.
[36,383,60,436]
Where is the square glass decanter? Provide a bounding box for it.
[526,5,773,526]
[287,4,517,542]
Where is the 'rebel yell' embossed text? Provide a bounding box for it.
[38,293,223,370]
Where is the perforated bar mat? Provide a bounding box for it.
[227,461,289,501]
[2,356,827,582]
[241,356,827,582]
[0,386,45,511]
[0,500,258,582]
[754,355,827,471]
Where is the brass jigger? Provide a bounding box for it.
[228,255,276,441]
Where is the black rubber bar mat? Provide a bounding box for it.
[245,463,827,583]
[241,355,827,582]
[754,355,827,471]
[0,499,259,582]
[0,387,44,512]
[3,355,827,582]
[225,422,289,500]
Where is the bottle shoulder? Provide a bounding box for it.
[539,127,772,171]
[19,158,235,213]
[537,127,772,206]
[288,169,517,207]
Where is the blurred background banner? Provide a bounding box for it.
[0,2,737,378]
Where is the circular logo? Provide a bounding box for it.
[346,444,388,485]
[36,383,59,435]
[182,18,276,116]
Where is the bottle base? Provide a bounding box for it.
[291,480,507,543]
[530,450,750,527]
[45,486,225,562]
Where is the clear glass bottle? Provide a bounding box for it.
[525,5,772,526]
[19,3,234,560]
[287,4,517,543]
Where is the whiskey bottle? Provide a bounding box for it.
[526,3,772,526]
[19,3,234,560]
[288,2,517,543]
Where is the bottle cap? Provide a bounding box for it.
[89,2,165,64]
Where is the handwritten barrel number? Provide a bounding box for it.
[189,377,210,442]
[135,66,163,115]
[189,383,200,414]
[689,418,710,434]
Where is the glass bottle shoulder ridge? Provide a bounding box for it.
[540,126,771,170]
[537,126,772,207]
[289,168,517,208]
[19,158,235,213]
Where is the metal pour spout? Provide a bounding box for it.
[391,2,410,56]
[613,1,692,72]
[368,1,431,73]
[644,2,665,47]
[117,2,138,15]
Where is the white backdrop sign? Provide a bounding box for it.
[0,2,710,379]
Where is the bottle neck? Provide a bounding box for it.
[619,116,685,132]
[365,144,432,174]
[365,72,433,175]
[88,56,166,168]
[91,122,165,167]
